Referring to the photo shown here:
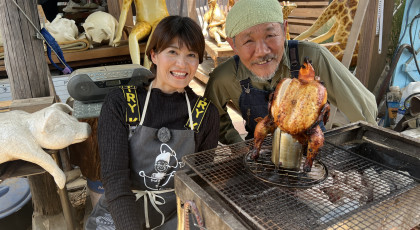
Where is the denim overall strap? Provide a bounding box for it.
[239,78,271,139]
[288,40,300,79]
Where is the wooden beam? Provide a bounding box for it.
[293,1,329,7]
[341,0,370,69]
[10,96,55,113]
[46,42,145,63]
[355,0,378,87]
[362,0,394,91]
[0,0,50,99]
[288,7,327,20]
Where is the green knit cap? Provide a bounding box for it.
[225,0,283,38]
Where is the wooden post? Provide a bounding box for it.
[357,0,394,91]
[0,0,50,99]
[0,0,63,220]
[355,0,378,87]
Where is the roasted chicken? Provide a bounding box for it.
[251,58,330,172]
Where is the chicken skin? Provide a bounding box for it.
[251,58,330,172]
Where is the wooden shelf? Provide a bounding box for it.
[0,41,147,72]
[48,42,146,68]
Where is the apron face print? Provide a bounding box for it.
[129,123,195,190]
[129,81,195,191]
[138,143,186,190]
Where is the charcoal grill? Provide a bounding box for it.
[175,122,420,230]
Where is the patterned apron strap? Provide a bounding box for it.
[140,81,153,125]
[185,93,193,131]
[132,189,175,229]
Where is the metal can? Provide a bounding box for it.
[272,128,302,170]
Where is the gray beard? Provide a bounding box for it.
[249,64,279,82]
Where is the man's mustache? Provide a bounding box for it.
[251,54,277,65]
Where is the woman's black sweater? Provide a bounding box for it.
[97,86,219,229]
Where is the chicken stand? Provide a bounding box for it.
[175,122,420,230]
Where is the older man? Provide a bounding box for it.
[204,0,377,144]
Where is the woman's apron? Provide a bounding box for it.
[86,82,195,230]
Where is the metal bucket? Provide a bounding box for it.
[271,128,302,170]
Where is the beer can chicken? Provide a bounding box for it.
[251,58,330,172]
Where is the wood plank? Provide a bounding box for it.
[26,0,50,97]
[0,0,28,99]
[293,1,329,7]
[341,0,370,68]
[289,8,326,19]
[0,0,50,99]
[355,0,378,87]
[287,18,318,25]
[48,55,133,70]
[204,39,234,66]
[195,58,216,84]
[363,0,394,91]
[0,100,11,112]
[37,4,46,22]
[286,0,330,39]
[289,24,317,35]
[47,43,145,63]
[9,96,55,113]
[0,59,4,72]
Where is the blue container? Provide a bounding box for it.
[87,179,105,194]
[0,178,33,230]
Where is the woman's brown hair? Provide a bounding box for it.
[146,16,205,74]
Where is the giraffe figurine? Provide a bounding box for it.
[112,0,169,66]
[294,0,359,67]
[202,0,235,47]
[280,1,297,40]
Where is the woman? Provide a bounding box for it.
[85,16,219,229]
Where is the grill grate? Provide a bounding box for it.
[183,136,420,230]
[243,148,328,188]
